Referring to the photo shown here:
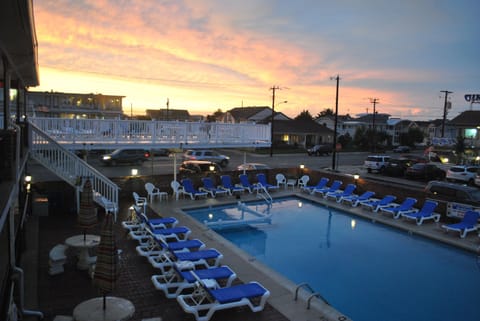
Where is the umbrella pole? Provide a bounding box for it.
[103,294,106,310]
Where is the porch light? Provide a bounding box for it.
[131,168,138,176]
[299,164,305,169]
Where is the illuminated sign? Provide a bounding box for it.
[464,94,480,102]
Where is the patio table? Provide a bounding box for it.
[65,234,100,270]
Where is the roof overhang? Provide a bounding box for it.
[0,0,39,88]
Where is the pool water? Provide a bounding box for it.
[185,197,480,321]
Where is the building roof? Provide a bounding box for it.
[274,119,334,134]
[356,113,391,123]
[228,106,271,121]
[0,0,39,87]
[449,110,480,127]
[146,108,190,120]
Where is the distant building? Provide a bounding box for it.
[27,91,124,118]
[220,106,289,123]
[449,110,480,149]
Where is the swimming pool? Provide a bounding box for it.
[185,197,480,321]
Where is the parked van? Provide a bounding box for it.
[364,155,390,173]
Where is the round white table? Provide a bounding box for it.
[65,234,100,270]
[73,296,135,321]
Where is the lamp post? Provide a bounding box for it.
[270,85,287,157]
[330,75,340,171]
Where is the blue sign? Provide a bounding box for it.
[464,94,480,102]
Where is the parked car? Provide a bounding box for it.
[307,144,332,156]
[364,155,390,173]
[446,165,479,185]
[474,171,480,187]
[179,160,221,175]
[393,145,410,153]
[100,148,150,166]
[399,154,429,164]
[382,158,412,177]
[405,163,446,181]
[236,163,271,171]
[425,180,480,206]
[151,148,171,156]
[182,149,230,167]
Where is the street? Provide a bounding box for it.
[85,149,371,177]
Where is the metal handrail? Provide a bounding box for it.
[294,282,330,309]
[29,121,119,210]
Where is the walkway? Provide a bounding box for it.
[23,196,291,321]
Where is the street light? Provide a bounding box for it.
[270,99,288,157]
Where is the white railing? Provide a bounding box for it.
[29,117,271,150]
[29,121,119,208]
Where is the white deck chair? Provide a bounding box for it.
[133,192,148,213]
[275,173,287,189]
[145,182,168,202]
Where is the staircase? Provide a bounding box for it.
[29,121,119,210]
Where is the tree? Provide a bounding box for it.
[338,133,352,149]
[315,108,334,119]
[295,110,313,121]
[206,108,223,122]
[398,127,424,146]
[353,127,391,151]
[455,136,466,163]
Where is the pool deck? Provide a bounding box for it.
[148,188,480,321]
[24,185,480,321]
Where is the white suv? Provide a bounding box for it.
[364,155,390,173]
[446,165,479,185]
[182,149,230,167]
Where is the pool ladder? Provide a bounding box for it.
[294,282,330,309]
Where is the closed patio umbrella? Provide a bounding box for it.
[93,212,118,309]
[77,178,97,240]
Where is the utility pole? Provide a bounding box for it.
[331,75,340,171]
[440,90,452,137]
[166,98,169,121]
[270,86,280,157]
[369,98,379,153]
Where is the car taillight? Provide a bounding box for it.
[144,152,150,158]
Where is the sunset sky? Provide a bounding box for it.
[33,0,480,120]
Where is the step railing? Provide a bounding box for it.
[256,185,273,203]
[294,282,330,309]
[29,121,119,210]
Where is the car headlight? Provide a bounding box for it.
[102,155,111,160]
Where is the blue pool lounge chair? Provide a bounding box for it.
[238,174,260,193]
[122,205,178,231]
[339,191,375,206]
[325,183,356,201]
[220,175,244,195]
[400,200,440,225]
[176,276,270,321]
[441,210,480,238]
[136,228,205,257]
[151,264,237,298]
[379,197,417,219]
[200,177,229,198]
[359,195,396,212]
[181,178,208,200]
[129,213,191,243]
[256,173,279,191]
[149,248,224,274]
[314,180,342,197]
[301,177,329,194]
